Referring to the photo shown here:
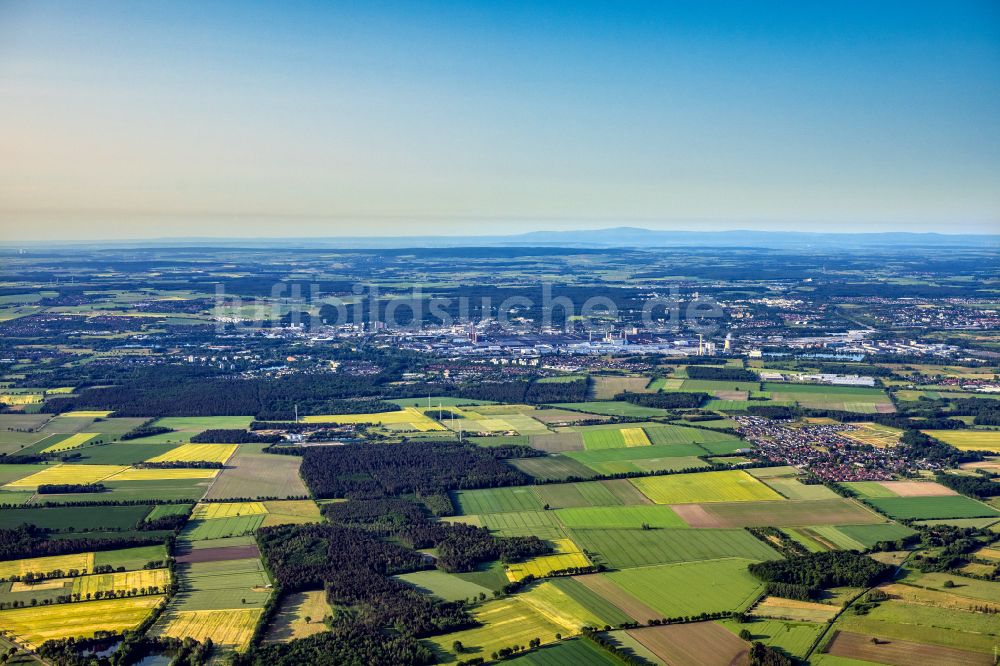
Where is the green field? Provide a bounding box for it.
[833,523,917,548]
[71,442,184,465]
[0,504,152,531]
[679,499,884,528]
[508,456,599,481]
[542,577,634,625]
[29,478,211,504]
[453,486,543,514]
[395,569,494,602]
[569,527,781,569]
[501,638,622,665]
[842,481,899,499]
[454,510,566,539]
[642,424,740,446]
[605,558,765,618]
[831,600,999,654]
[182,514,266,540]
[550,402,669,417]
[94,544,169,570]
[631,470,783,504]
[763,477,841,500]
[719,618,825,659]
[867,495,1000,520]
[171,557,270,611]
[130,416,255,443]
[533,481,630,509]
[553,505,687,529]
[146,503,195,521]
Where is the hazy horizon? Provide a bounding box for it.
[2,1,998,241]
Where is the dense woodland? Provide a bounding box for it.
[748,551,893,590]
[298,442,530,499]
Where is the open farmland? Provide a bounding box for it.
[550,401,669,418]
[0,595,164,648]
[4,464,128,488]
[132,416,255,443]
[868,495,1000,520]
[0,552,95,579]
[154,608,262,652]
[71,567,171,597]
[569,527,780,569]
[192,501,267,520]
[673,498,884,527]
[554,505,687,529]
[262,590,334,642]
[505,538,590,581]
[824,629,994,666]
[605,558,765,618]
[626,621,750,666]
[0,504,151,531]
[497,638,622,665]
[204,443,309,499]
[183,513,266,540]
[922,429,1000,452]
[145,443,238,464]
[106,467,220,481]
[424,597,566,663]
[630,470,783,504]
[301,407,444,430]
[454,486,543,514]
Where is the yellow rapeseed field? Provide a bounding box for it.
[0,552,95,579]
[105,468,219,481]
[4,464,127,488]
[192,501,268,519]
[155,608,262,651]
[620,427,652,447]
[0,595,164,648]
[41,432,97,453]
[145,443,238,464]
[72,568,171,597]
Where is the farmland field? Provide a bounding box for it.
[454,486,543,514]
[674,498,884,527]
[751,597,839,622]
[533,481,629,509]
[721,618,826,659]
[301,407,444,431]
[171,557,271,610]
[0,504,151,531]
[867,495,1000,520]
[183,513,266,540]
[0,552,95,578]
[39,431,97,453]
[133,416,255,443]
[830,600,1000,654]
[204,443,309,499]
[93,544,169,570]
[396,569,493,601]
[261,499,323,526]
[922,429,1000,451]
[106,467,220,481]
[626,621,750,666]
[192,501,267,519]
[505,538,590,582]
[554,505,687,529]
[0,595,164,648]
[823,629,993,666]
[550,401,669,418]
[630,470,783,504]
[500,638,622,665]
[507,456,598,481]
[4,463,128,488]
[569,527,781,569]
[591,376,653,400]
[262,590,334,643]
[71,567,171,597]
[154,607,262,651]
[762,477,840,500]
[145,443,238,464]
[424,597,566,663]
[605,558,765,617]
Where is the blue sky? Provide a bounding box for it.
[0,1,997,239]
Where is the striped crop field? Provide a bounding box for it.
[145,443,238,464]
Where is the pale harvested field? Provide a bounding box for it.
[263,590,333,643]
[0,595,164,648]
[752,596,838,622]
[627,622,749,666]
[877,481,956,497]
[880,583,1000,613]
[824,630,993,666]
[155,608,262,651]
[204,443,308,500]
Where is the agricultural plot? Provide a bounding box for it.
[840,423,902,448]
[0,595,164,648]
[93,544,169,570]
[762,382,893,413]
[534,481,641,509]
[204,443,309,499]
[71,442,183,465]
[868,495,1000,520]
[901,571,1000,603]
[531,409,609,425]
[261,499,323,526]
[396,569,493,602]
[569,528,780,569]
[424,597,566,663]
[127,416,255,443]
[630,470,783,504]
[507,456,598,481]
[262,590,334,643]
[550,401,669,418]
[643,424,741,447]
[751,597,839,622]
[192,501,267,520]
[721,618,826,660]
[527,432,584,453]
[605,558,765,618]
[454,486,542,514]
[145,443,238,464]
[106,467,220,481]
[456,510,566,539]
[0,463,46,485]
[183,513,266,540]
[171,557,271,610]
[146,504,194,521]
[0,552,95,579]
[823,629,993,666]
[34,477,213,504]
[554,505,687,529]
[517,578,630,629]
[843,481,899,498]
[674,498,884,528]
[71,568,171,597]
[922,429,1000,452]
[762,477,840,500]
[830,600,1000,655]
[567,442,708,465]
[626,621,750,666]
[301,407,444,431]
[3,464,128,488]
[591,376,653,400]
[154,608,262,652]
[505,538,590,582]
[500,638,622,665]
[39,431,97,453]
[0,504,151,531]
